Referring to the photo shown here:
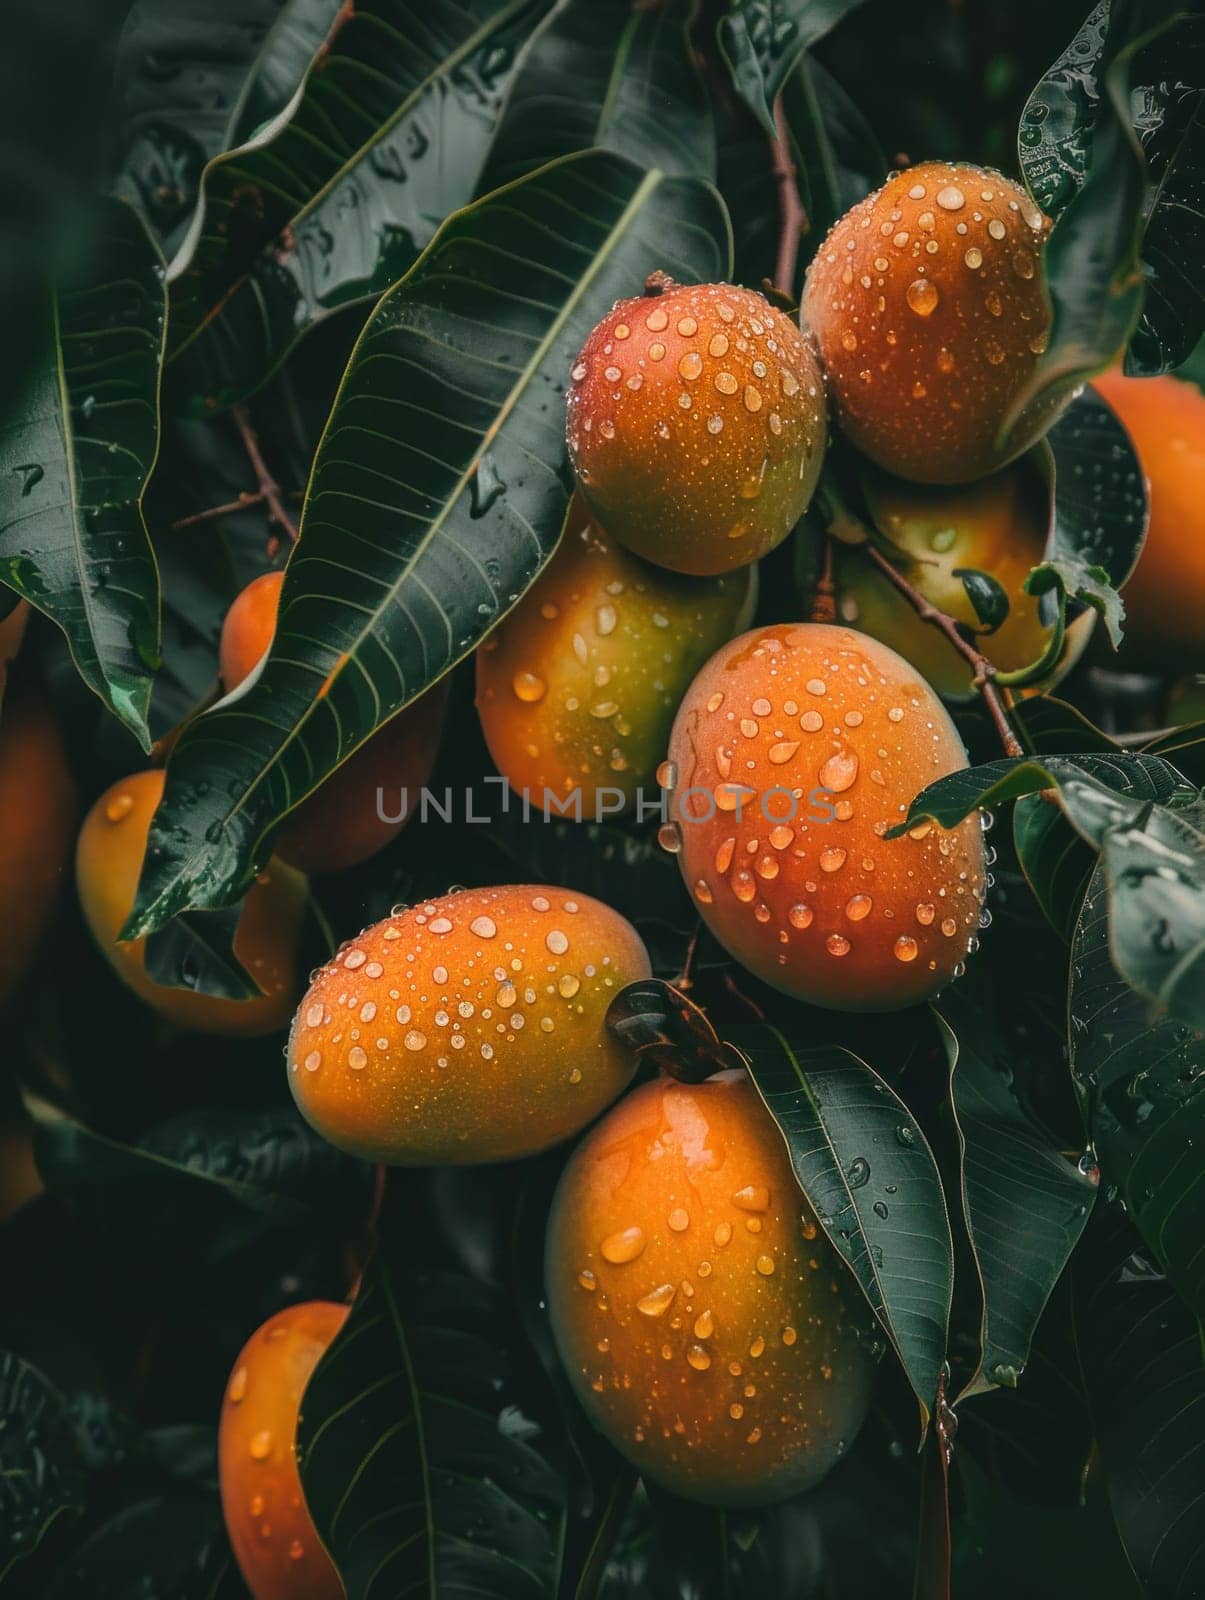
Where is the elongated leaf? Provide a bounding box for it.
[0,199,163,745]
[717,0,869,137]
[785,56,884,261]
[297,1254,566,1600]
[28,1095,371,1263]
[890,751,1192,837]
[129,153,731,933]
[43,1491,245,1600]
[1020,2,1205,374]
[166,0,548,413]
[933,989,1097,1400]
[1070,858,1205,1323]
[731,1024,953,1424]
[1011,694,1119,757]
[478,0,715,193]
[1144,716,1205,787]
[112,0,345,253]
[1026,385,1148,649]
[1008,2,1191,430]
[1071,1208,1205,1599]
[0,1351,85,1582]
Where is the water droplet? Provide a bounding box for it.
[846,893,873,921]
[964,247,983,270]
[788,903,814,929]
[679,351,703,380]
[733,1185,769,1212]
[687,1344,711,1371]
[105,792,135,823]
[936,185,965,211]
[820,847,847,873]
[826,933,851,957]
[894,935,920,962]
[755,1254,775,1276]
[819,750,859,793]
[470,915,497,939]
[601,1227,646,1264]
[546,929,569,955]
[228,1367,248,1403]
[637,1282,677,1317]
[249,1431,272,1460]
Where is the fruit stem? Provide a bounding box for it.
[810,531,837,622]
[232,404,300,557]
[770,96,807,297]
[862,545,1024,758]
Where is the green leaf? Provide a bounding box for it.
[477,0,715,193]
[43,1491,246,1600]
[731,1024,953,1425]
[1011,694,1119,757]
[112,0,346,254]
[717,0,870,138]
[0,1351,85,1582]
[297,1254,566,1600]
[953,568,1010,635]
[1020,2,1204,374]
[1024,385,1148,650]
[27,1095,372,1265]
[1071,1208,1205,1598]
[0,199,164,746]
[1071,859,1205,1322]
[1009,2,1193,428]
[889,750,1191,836]
[1143,716,1205,788]
[128,152,731,934]
[785,56,885,264]
[933,988,1097,1401]
[165,0,548,413]
[143,904,262,1000]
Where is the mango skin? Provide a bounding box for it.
[76,768,307,1035]
[477,500,755,812]
[1092,371,1205,672]
[287,885,651,1165]
[567,281,826,576]
[547,1071,875,1507]
[0,678,78,1007]
[829,462,1092,698]
[220,570,447,874]
[803,162,1059,483]
[219,1300,347,1600]
[665,624,986,1012]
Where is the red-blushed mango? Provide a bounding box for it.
[0,678,78,1008]
[546,1071,875,1507]
[664,624,986,1011]
[288,885,651,1165]
[76,769,306,1035]
[476,500,755,811]
[1091,371,1205,671]
[566,278,826,575]
[219,1300,347,1600]
[828,461,1091,697]
[803,163,1058,483]
[220,570,447,874]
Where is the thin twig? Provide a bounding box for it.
[863,544,1023,758]
[170,491,266,531]
[232,403,299,556]
[674,921,702,991]
[770,96,806,298]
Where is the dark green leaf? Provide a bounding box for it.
[478,0,714,193]
[605,978,744,1081]
[1071,1208,1205,1599]
[953,568,1010,635]
[1143,716,1205,787]
[0,199,163,746]
[933,988,1097,1400]
[165,0,548,413]
[1027,385,1148,649]
[297,1255,566,1600]
[890,750,1190,837]
[1018,2,1114,220]
[1013,794,1098,944]
[0,1351,85,1582]
[1009,2,1191,429]
[731,1024,952,1424]
[785,56,885,261]
[112,0,345,254]
[1071,861,1205,1322]
[128,152,731,934]
[44,1491,245,1600]
[717,0,870,138]
[143,904,262,1000]
[1010,693,1119,757]
[28,1096,372,1264]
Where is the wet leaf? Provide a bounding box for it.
[297,1253,566,1600]
[127,152,731,934]
[717,0,870,138]
[0,199,163,746]
[478,0,714,192]
[0,1351,85,1583]
[731,1023,953,1425]
[112,0,345,254]
[953,568,1010,635]
[165,0,548,412]
[933,987,1097,1400]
